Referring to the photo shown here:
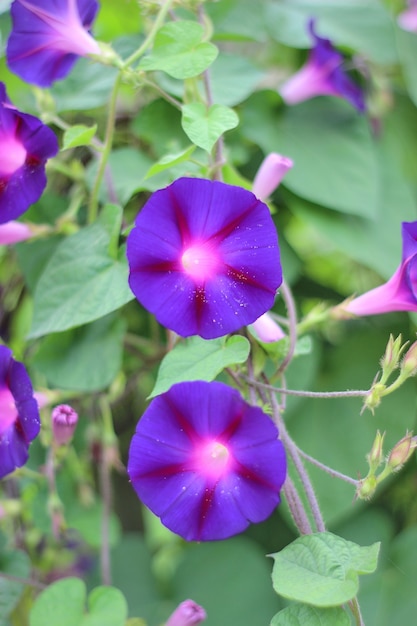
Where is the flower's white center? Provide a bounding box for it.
[181,244,219,281]
[0,387,18,437]
[0,136,27,177]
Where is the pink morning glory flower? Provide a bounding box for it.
[345,222,417,316]
[7,0,101,87]
[127,177,282,340]
[280,19,365,112]
[398,1,417,31]
[51,404,78,446]
[252,153,294,202]
[0,82,58,224]
[165,600,207,626]
[0,345,41,480]
[127,380,286,542]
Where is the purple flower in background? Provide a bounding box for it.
[127,177,282,339]
[398,1,417,31]
[128,381,286,542]
[0,345,41,479]
[165,600,207,626]
[7,0,101,87]
[345,222,417,316]
[280,19,365,112]
[252,153,293,201]
[0,83,58,224]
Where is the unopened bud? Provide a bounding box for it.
[362,382,385,414]
[400,340,417,378]
[356,475,378,500]
[367,430,385,472]
[388,432,417,471]
[251,312,285,343]
[52,404,78,446]
[252,153,293,201]
[380,334,404,380]
[165,600,207,626]
[0,221,34,246]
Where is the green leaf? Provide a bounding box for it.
[208,53,265,106]
[80,587,127,626]
[62,124,97,150]
[31,315,125,391]
[271,532,380,607]
[271,604,350,626]
[28,220,133,338]
[241,93,377,217]
[0,549,30,623]
[144,145,196,179]
[149,335,250,398]
[29,578,86,626]
[139,21,218,79]
[181,103,239,152]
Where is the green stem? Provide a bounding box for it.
[123,0,176,69]
[88,72,122,222]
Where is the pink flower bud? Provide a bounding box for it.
[251,312,286,342]
[252,153,293,201]
[52,404,78,446]
[388,432,417,471]
[165,600,207,626]
[401,340,417,378]
[0,221,33,245]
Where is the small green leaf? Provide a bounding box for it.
[181,103,239,152]
[62,124,97,150]
[29,578,86,626]
[270,532,380,607]
[139,21,218,79]
[144,145,196,179]
[149,335,250,398]
[80,587,127,626]
[271,604,350,626]
[0,549,30,622]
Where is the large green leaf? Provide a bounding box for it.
[181,103,239,153]
[29,578,86,626]
[139,21,218,79]
[271,604,350,626]
[29,208,133,338]
[149,335,250,398]
[0,549,30,624]
[80,587,127,626]
[271,532,379,607]
[240,93,378,217]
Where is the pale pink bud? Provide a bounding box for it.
[401,340,417,378]
[388,432,417,471]
[165,600,207,626]
[252,153,293,201]
[251,312,286,342]
[52,404,78,446]
[0,221,33,245]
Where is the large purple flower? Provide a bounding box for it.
[7,0,101,87]
[127,177,282,339]
[0,83,58,224]
[128,381,286,542]
[280,20,365,112]
[0,345,41,479]
[345,222,417,316]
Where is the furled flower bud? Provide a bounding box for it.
[251,312,286,343]
[379,334,405,381]
[387,432,417,471]
[252,153,293,201]
[52,404,78,446]
[165,600,207,626]
[367,430,385,473]
[400,340,417,379]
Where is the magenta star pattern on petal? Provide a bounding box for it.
[7,0,101,87]
[345,222,417,316]
[0,83,58,224]
[127,380,286,542]
[0,345,41,480]
[127,177,282,339]
[280,19,365,112]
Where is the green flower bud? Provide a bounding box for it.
[357,475,378,500]
[367,430,385,473]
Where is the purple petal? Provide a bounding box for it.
[127,178,282,339]
[7,0,100,87]
[0,425,29,479]
[401,221,417,261]
[127,381,286,541]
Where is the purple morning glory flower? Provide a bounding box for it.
[127,177,282,339]
[0,83,58,224]
[6,0,101,88]
[127,380,286,542]
[280,19,365,112]
[345,222,417,316]
[0,345,41,480]
[398,1,417,31]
